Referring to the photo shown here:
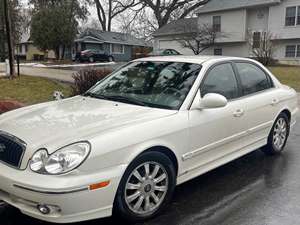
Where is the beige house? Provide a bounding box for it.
[154,0,300,65]
[17,32,55,61]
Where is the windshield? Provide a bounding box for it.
[86,61,202,110]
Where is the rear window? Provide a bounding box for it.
[235,62,272,96]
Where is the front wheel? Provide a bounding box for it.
[89,57,95,63]
[262,112,290,155]
[114,151,176,222]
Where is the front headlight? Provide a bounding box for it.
[29,142,91,175]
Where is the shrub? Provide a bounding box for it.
[72,69,112,95]
[0,100,25,114]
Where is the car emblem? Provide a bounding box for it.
[0,143,6,153]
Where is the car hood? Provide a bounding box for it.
[0,96,177,152]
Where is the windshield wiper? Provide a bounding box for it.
[83,92,109,100]
[104,95,148,107]
[83,92,148,107]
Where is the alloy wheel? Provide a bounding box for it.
[124,162,169,215]
[273,118,287,150]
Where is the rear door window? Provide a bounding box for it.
[235,62,272,96]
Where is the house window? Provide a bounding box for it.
[19,45,22,53]
[25,44,28,52]
[285,45,296,57]
[298,6,300,25]
[285,6,296,26]
[297,45,300,57]
[111,44,124,54]
[214,48,222,55]
[253,32,261,49]
[213,16,221,32]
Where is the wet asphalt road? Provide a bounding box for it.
[1,115,300,225]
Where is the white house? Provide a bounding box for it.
[153,0,300,65]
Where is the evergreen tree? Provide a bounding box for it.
[30,0,88,59]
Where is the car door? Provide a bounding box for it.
[232,61,279,147]
[103,51,110,61]
[185,62,247,173]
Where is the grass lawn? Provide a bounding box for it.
[269,66,300,92]
[0,75,72,105]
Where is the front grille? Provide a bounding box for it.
[0,132,26,168]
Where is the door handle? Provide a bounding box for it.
[271,99,279,106]
[233,109,244,117]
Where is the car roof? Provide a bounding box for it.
[134,55,252,65]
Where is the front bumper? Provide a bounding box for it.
[0,163,127,223]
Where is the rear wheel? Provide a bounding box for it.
[108,56,114,62]
[262,112,290,155]
[114,151,176,222]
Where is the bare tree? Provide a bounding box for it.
[140,0,209,28]
[248,31,276,66]
[117,7,156,41]
[117,0,211,41]
[177,23,225,55]
[94,0,139,31]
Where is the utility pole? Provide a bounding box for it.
[0,2,5,62]
[3,0,15,78]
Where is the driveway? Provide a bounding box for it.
[0,112,300,225]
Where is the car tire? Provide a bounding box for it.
[89,57,94,63]
[108,56,114,62]
[114,151,176,222]
[262,112,290,155]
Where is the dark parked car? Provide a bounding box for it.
[148,49,181,56]
[74,50,114,63]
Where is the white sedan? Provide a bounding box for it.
[0,56,298,223]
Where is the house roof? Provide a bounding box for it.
[153,18,198,37]
[76,29,150,47]
[197,0,282,14]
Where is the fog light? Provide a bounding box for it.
[37,204,50,215]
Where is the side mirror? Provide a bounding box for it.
[199,93,228,109]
